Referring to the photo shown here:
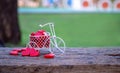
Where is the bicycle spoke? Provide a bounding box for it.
[57,40,62,46]
[56,47,64,53]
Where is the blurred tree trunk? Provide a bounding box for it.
[0,0,21,46]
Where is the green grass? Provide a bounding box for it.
[19,13,120,47]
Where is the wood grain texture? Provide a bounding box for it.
[0,47,120,73]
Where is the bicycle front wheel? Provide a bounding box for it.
[48,36,66,56]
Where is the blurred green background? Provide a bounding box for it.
[19,13,120,47]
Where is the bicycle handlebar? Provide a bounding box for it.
[39,22,54,27]
[39,22,56,37]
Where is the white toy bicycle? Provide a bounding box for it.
[27,23,66,56]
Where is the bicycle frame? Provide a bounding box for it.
[26,22,65,55]
[39,23,58,48]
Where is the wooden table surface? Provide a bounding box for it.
[0,47,120,73]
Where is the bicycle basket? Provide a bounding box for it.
[29,35,50,48]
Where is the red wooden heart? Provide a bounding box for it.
[10,50,18,55]
[21,48,31,56]
[13,48,21,52]
[44,53,55,59]
[30,49,40,57]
